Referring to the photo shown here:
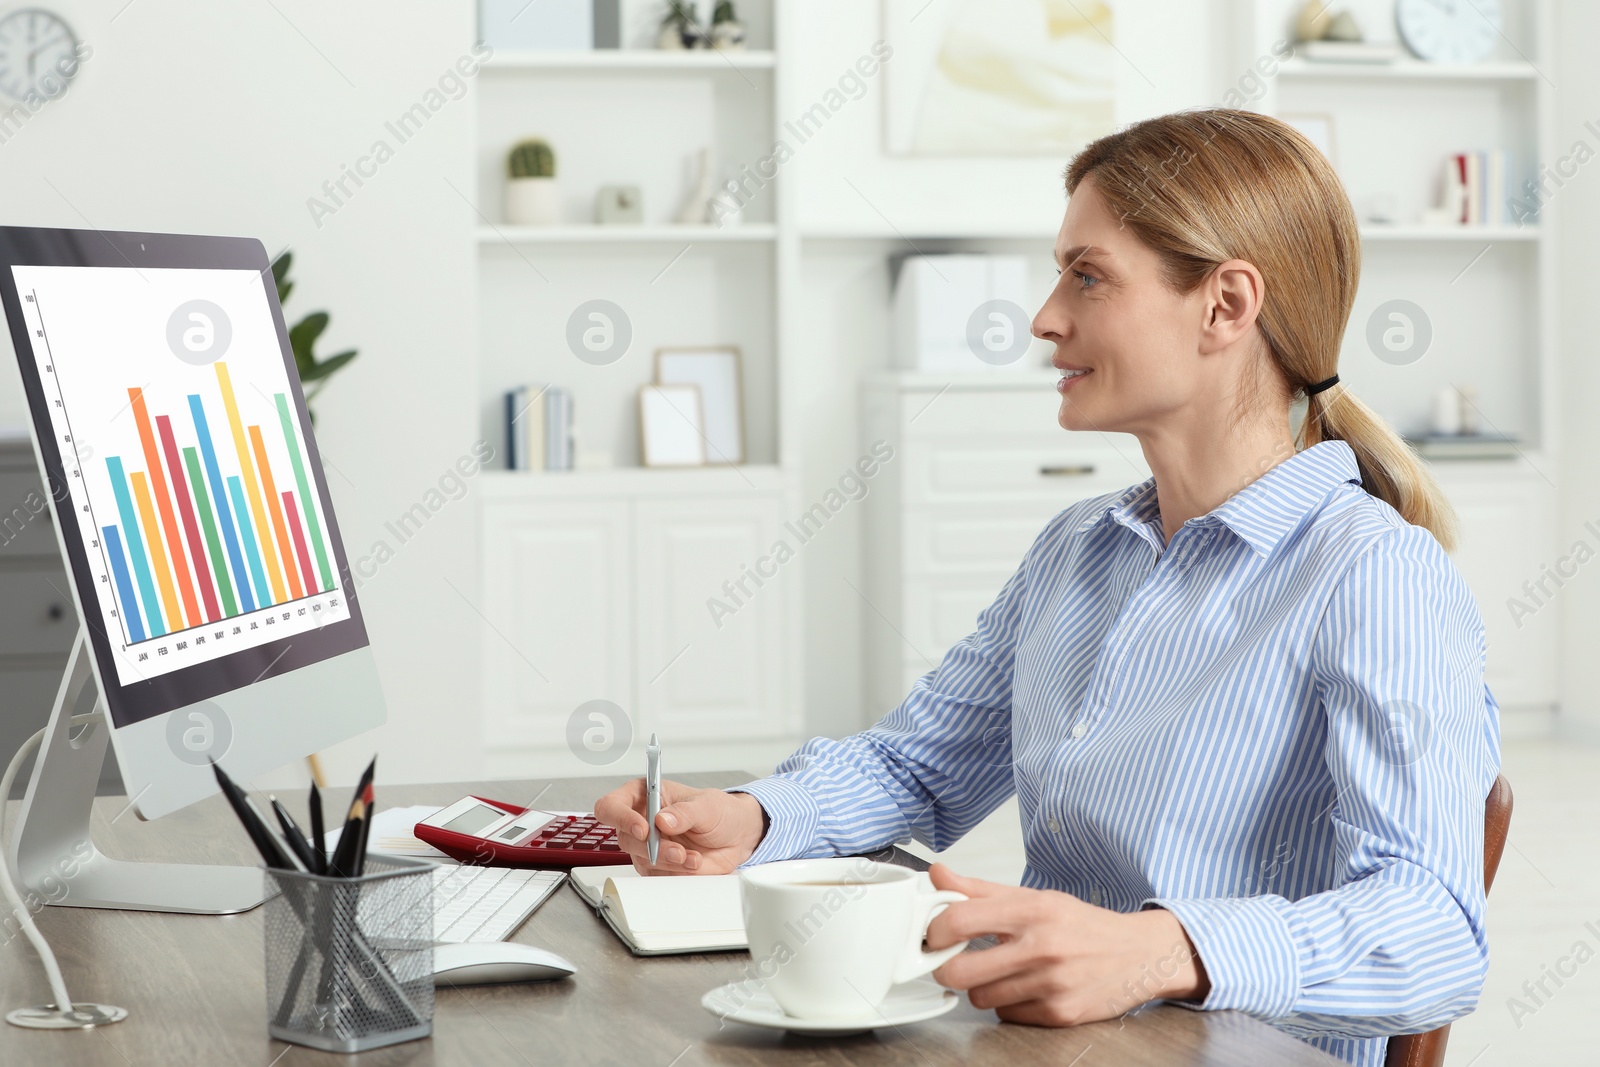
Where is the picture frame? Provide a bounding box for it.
[653,346,745,465]
[638,383,707,468]
[1281,112,1337,169]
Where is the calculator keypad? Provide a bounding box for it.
[526,814,622,855]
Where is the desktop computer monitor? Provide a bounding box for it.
[0,226,385,910]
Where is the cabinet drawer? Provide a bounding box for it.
[903,504,1063,574]
[0,570,76,656]
[904,439,1144,506]
[901,573,1011,659]
[0,472,59,558]
[899,387,1065,438]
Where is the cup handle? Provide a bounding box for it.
[893,889,968,985]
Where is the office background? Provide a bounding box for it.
[0,2,1596,1062]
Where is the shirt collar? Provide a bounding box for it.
[1071,440,1362,557]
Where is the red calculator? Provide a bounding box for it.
[414,795,625,868]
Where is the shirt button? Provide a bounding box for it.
[1070,723,1087,739]
[1046,817,1062,834]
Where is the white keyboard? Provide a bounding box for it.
[431,865,566,944]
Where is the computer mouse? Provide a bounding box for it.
[432,942,577,985]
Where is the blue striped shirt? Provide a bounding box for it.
[730,440,1500,1067]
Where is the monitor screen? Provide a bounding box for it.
[0,229,369,729]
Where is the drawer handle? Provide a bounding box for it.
[47,603,64,621]
[1039,464,1096,477]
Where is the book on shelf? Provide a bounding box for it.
[1432,151,1514,226]
[569,864,746,956]
[504,384,576,471]
[1408,434,1520,460]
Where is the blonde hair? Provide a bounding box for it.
[1064,109,1457,550]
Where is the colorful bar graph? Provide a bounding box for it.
[106,457,166,638]
[129,388,201,629]
[227,475,273,612]
[215,363,288,604]
[282,492,318,596]
[277,393,333,592]
[182,446,237,618]
[249,424,303,600]
[129,471,185,631]
[157,415,221,624]
[189,394,255,615]
[101,524,147,644]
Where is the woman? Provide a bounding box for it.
[595,109,1500,1067]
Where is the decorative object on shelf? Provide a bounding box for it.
[883,0,1113,157]
[480,0,594,51]
[1456,383,1481,436]
[506,138,561,226]
[1292,5,1401,64]
[892,254,1035,374]
[269,252,358,426]
[596,185,644,224]
[709,1,745,51]
[1397,0,1501,64]
[655,347,744,464]
[1291,0,1332,42]
[1421,151,1511,226]
[656,1,708,49]
[0,8,80,102]
[1357,192,1398,226]
[545,385,575,470]
[638,383,706,467]
[1281,113,1336,168]
[1430,384,1463,436]
[593,0,623,48]
[674,147,715,224]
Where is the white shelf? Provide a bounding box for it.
[482,49,776,71]
[480,464,788,499]
[1277,57,1540,81]
[1359,225,1541,241]
[478,223,777,245]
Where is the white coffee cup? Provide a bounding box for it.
[739,857,968,1021]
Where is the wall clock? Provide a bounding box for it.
[0,8,78,101]
[1396,0,1502,64]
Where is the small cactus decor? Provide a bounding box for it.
[505,137,561,225]
[508,138,555,179]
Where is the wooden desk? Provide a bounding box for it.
[0,772,1339,1066]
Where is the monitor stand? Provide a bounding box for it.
[7,629,267,915]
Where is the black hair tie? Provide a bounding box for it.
[1306,374,1340,396]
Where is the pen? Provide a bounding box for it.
[270,795,323,875]
[212,761,295,871]
[309,781,326,872]
[645,732,661,866]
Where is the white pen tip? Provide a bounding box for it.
[649,732,658,745]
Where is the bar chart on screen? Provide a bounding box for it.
[10,263,350,686]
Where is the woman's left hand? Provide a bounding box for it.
[924,863,1210,1026]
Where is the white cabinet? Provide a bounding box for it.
[480,470,798,755]
[1433,464,1558,712]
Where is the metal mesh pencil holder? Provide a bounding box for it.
[263,855,436,1053]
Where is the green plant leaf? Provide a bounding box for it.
[301,349,357,382]
[270,252,293,304]
[288,312,329,357]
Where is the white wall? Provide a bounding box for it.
[0,0,484,786]
[1555,0,1600,742]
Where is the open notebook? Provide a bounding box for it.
[570,865,746,956]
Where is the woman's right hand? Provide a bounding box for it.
[593,778,769,876]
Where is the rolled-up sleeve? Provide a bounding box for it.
[1145,523,1501,1038]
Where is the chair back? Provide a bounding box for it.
[1383,774,1513,1067]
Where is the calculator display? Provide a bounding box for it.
[441,804,504,836]
[497,823,531,841]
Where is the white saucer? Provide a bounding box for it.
[701,978,958,1035]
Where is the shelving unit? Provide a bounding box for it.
[471,1,804,771]
[1245,0,1558,729]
